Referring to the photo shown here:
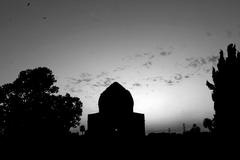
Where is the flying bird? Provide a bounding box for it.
[27,2,31,7]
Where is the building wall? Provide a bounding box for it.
[88,112,145,137]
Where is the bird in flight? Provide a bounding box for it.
[27,2,31,7]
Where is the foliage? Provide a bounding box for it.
[205,44,240,135]
[0,67,82,137]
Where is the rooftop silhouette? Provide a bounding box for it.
[88,82,145,137]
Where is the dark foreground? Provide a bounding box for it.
[0,134,221,156]
[1,135,236,159]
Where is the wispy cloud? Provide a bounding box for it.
[123,48,172,61]
[143,61,152,69]
[145,76,163,82]
[174,73,183,81]
[185,57,204,68]
[132,82,142,87]
[162,73,185,85]
[144,73,187,86]
[207,55,218,65]
[120,48,173,71]
[91,77,116,88]
[96,72,108,78]
[112,66,129,72]
[68,72,93,85]
[185,55,219,70]
[69,77,92,84]
[66,47,180,92]
[159,51,172,56]
[184,75,190,79]
[164,80,174,86]
[103,77,115,87]
[149,55,155,59]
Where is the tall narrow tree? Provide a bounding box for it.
[205,44,240,136]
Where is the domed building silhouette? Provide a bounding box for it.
[88,82,145,137]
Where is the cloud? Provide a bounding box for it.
[121,48,173,71]
[204,68,211,73]
[91,77,116,88]
[132,83,142,87]
[159,51,172,56]
[185,55,219,69]
[150,55,156,59]
[164,80,174,86]
[145,76,163,82]
[125,48,172,61]
[128,52,153,60]
[182,55,219,76]
[80,72,92,77]
[96,72,108,78]
[134,53,143,58]
[143,52,152,56]
[92,83,101,88]
[74,73,93,83]
[199,57,207,65]
[144,74,187,86]
[103,77,115,87]
[207,55,219,65]
[66,70,119,94]
[112,66,128,72]
[69,75,93,84]
[184,75,190,79]
[74,77,92,84]
[174,73,183,81]
[185,58,203,68]
[143,61,152,69]
[162,73,186,86]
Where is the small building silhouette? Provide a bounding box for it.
[88,82,145,137]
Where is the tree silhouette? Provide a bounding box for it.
[203,118,215,133]
[206,44,240,136]
[0,67,82,137]
[80,125,85,135]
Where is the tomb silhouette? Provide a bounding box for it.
[88,82,145,137]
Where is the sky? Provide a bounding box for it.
[1,0,240,134]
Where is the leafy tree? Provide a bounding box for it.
[205,44,240,136]
[80,125,85,135]
[203,118,215,133]
[0,67,82,137]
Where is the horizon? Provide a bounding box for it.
[1,0,240,134]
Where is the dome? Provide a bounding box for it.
[98,82,134,115]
